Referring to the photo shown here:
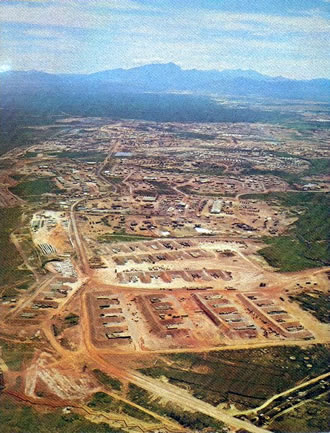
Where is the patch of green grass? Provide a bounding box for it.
[88,392,116,409]
[0,396,125,433]
[97,234,153,243]
[10,174,25,181]
[289,292,330,323]
[0,338,34,371]
[16,281,31,290]
[166,409,226,431]
[240,191,321,205]
[23,152,38,158]
[195,165,226,177]
[147,180,176,195]
[1,286,19,298]
[128,383,151,406]
[242,168,302,185]
[121,402,155,422]
[178,185,234,197]
[241,158,329,185]
[87,392,122,414]
[175,131,216,140]
[10,178,61,201]
[92,369,122,391]
[49,151,106,162]
[108,176,123,184]
[64,313,80,327]
[0,208,32,287]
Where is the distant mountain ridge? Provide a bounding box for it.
[1,62,330,101]
[89,63,279,82]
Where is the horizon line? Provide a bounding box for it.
[2,62,330,81]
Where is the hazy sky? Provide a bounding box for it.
[1,0,329,78]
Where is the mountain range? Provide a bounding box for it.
[1,63,330,102]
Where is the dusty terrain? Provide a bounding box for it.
[1,118,329,433]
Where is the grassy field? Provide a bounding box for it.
[239,149,330,185]
[97,233,153,243]
[23,152,39,158]
[241,191,325,205]
[242,168,302,185]
[107,176,123,184]
[0,396,125,433]
[10,178,62,202]
[289,292,330,323]
[175,131,216,140]
[92,369,122,391]
[0,207,32,287]
[139,345,329,410]
[48,151,106,162]
[0,338,34,371]
[147,180,176,195]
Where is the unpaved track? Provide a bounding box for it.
[238,371,330,416]
[6,274,56,319]
[70,199,90,274]
[43,298,271,433]
[99,389,184,431]
[4,389,181,433]
[92,353,272,433]
[41,322,182,431]
[11,232,40,281]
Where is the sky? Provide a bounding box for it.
[0,0,329,79]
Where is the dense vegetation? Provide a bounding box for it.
[0,109,60,155]
[303,158,329,176]
[1,90,299,125]
[242,192,329,271]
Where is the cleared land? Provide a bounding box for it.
[0,114,329,433]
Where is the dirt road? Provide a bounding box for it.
[11,232,40,281]
[6,274,56,319]
[70,199,90,274]
[93,353,272,433]
[238,371,330,416]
